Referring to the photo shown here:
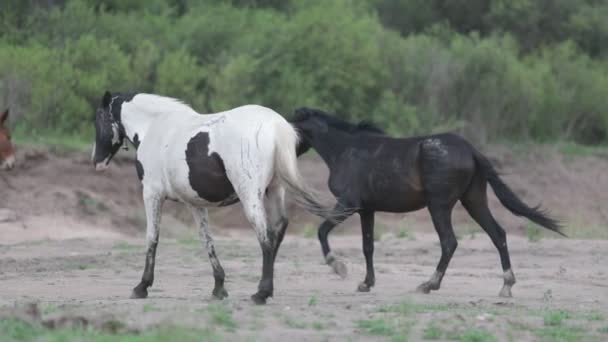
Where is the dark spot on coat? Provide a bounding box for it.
[135,159,144,181]
[185,132,236,203]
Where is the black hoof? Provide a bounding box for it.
[212,287,229,300]
[357,282,372,292]
[416,282,438,294]
[130,287,148,299]
[251,292,268,305]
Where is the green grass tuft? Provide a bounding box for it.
[543,310,571,327]
[526,224,542,243]
[458,329,497,342]
[207,303,237,332]
[356,319,396,336]
[423,323,442,340]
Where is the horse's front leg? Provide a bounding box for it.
[190,207,228,299]
[318,203,352,278]
[131,191,163,299]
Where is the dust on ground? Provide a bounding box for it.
[0,146,607,340]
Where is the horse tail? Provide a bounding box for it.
[272,120,340,221]
[471,148,565,236]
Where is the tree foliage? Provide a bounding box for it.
[1,0,607,144]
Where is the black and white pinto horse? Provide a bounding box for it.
[92,92,333,304]
[291,108,564,297]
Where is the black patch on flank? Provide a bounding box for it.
[132,133,141,148]
[135,159,144,181]
[185,132,236,203]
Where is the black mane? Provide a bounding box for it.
[293,107,385,135]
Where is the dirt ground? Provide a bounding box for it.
[1,146,608,341]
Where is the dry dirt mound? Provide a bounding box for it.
[0,145,607,243]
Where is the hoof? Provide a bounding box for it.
[251,292,269,305]
[499,286,513,298]
[212,287,229,300]
[330,260,348,279]
[357,282,371,292]
[130,287,148,299]
[416,282,437,294]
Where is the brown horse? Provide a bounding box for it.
[0,108,15,170]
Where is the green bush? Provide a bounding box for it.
[0,0,607,146]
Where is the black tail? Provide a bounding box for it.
[472,149,565,237]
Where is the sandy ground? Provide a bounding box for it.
[1,147,608,340]
[0,233,606,341]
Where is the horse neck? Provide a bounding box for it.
[120,97,197,145]
[306,129,354,168]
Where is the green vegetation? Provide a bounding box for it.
[206,303,237,332]
[526,224,543,243]
[282,316,307,329]
[423,323,442,340]
[356,318,396,336]
[456,329,497,342]
[301,224,316,239]
[2,0,608,146]
[543,310,571,327]
[0,318,222,342]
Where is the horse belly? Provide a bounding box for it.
[167,131,236,206]
[365,171,426,212]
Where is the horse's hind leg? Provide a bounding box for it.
[240,190,275,304]
[357,210,376,292]
[417,203,457,294]
[131,192,163,299]
[265,183,288,261]
[191,207,228,299]
[461,177,516,297]
[318,203,352,278]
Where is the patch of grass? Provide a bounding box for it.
[282,316,307,329]
[543,310,571,326]
[397,227,415,240]
[13,131,92,152]
[558,142,608,158]
[75,191,109,215]
[302,224,316,239]
[587,311,604,321]
[42,304,59,315]
[143,304,158,313]
[526,224,542,243]
[356,319,396,336]
[311,322,324,330]
[423,323,442,340]
[598,325,608,334]
[0,318,222,342]
[457,329,497,342]
[378,301,451,315]
[536,325,582,342]
[176,237,199,247]
[113,242,140,251]
[207,303,237,332]
[308,295,317,306]
[77,264,90,270]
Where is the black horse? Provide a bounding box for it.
[290,108,563,297]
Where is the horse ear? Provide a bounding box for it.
[102,91,112,108]
[0,108,8,125]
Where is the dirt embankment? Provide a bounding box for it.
[1,145,607,242]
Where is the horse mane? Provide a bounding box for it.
[293,107,385,135]
[127,93,198,115]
